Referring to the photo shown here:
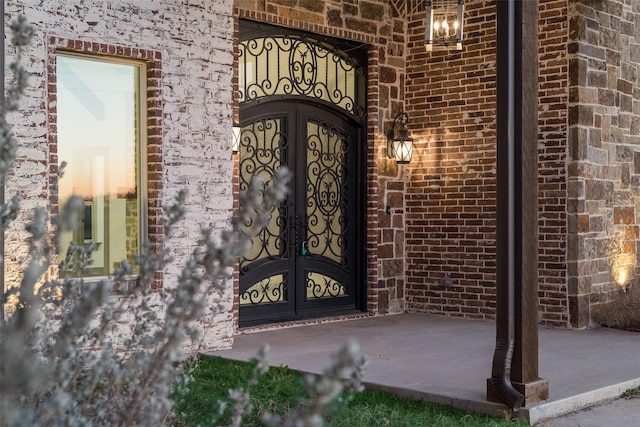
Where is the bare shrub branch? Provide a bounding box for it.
[0,15,365,427]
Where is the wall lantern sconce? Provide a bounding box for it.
[232,121,241,154]
[386,112,414,164]
[425,0,465,52]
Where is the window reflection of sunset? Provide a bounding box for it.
[57,55,137,200]
[57,53,144,277]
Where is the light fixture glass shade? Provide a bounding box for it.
[392,134,414,164]
[232,122,241,153]
[386,112,414,164]
[425,0,464,51]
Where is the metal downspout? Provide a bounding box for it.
[490,0,524,410]
[1,0,6,322]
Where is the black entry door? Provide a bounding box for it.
[238,101,364,326]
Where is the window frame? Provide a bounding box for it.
[55,51,148,278]
[48,39,163,287]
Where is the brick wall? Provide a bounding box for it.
[235,0,407,316]
[4,0,237,350]
[8,0,635,336]
[567,0,640,327]
[403,0,570,326]
[538,0,570,326]
[404,0,500,321]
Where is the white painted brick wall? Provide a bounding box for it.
[4,0,236,350]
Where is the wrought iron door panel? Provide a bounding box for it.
[238,20,366,326]
[305,121,347,265]
[301,120,351,304]
[238,114,295,323]
[239,103,362,326]
[306,272,345,299]
[238,117,288,270]
[240,273,287,305]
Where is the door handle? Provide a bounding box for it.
[291,215,309,256]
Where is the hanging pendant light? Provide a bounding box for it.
[425,0,465,52]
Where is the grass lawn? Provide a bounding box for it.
[173,355,528,427]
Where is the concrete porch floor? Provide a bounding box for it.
[211,313,640,425]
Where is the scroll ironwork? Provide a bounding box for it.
[239,35,366,118]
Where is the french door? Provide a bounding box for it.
[238,100,365,326]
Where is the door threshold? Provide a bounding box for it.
[237,311,375,334]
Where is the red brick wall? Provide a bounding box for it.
[538,0,570,327]
[403,0,569,326]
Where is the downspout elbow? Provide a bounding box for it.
[490,341,524,410]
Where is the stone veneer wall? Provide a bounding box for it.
[4,0,237,350]
[234,0,408,317]
[403,0,570,327]
[567,0,640,327]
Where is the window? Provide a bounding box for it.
[57,53,147,277]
